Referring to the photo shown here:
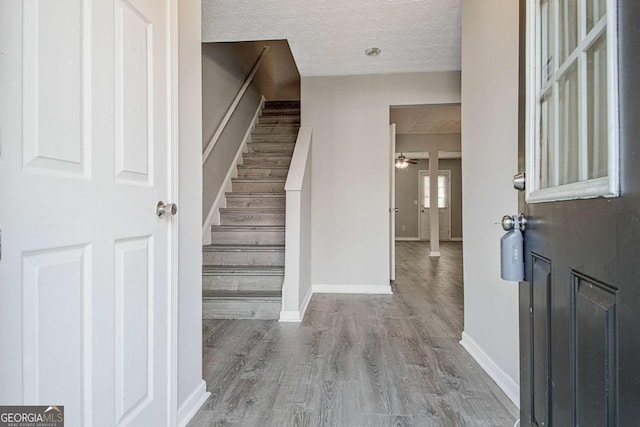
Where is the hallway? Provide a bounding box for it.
[189,242,518,426]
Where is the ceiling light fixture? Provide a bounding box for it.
[365,47,381,57]
[395,159,409,169]
[395,153,417,169]
[396,159,409,169]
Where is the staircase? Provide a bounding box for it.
[202,100,300,319]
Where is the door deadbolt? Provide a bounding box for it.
[513,172,526,191]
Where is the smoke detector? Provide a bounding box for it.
[365,47,381,57]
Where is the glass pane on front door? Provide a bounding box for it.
[559,0,579,62]
[539,93,556,189]
[587,0,606,32]
[529,0,617,201]
[587,34,608,179]
[541,0,555,84]
[558,63,580,185]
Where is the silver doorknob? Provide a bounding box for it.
[501,215,515,231]
[395,208,399,212]
[156,201,177,218]
[501,213,527,232]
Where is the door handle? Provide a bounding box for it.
[501,213,527,232]
[156,201,177,218]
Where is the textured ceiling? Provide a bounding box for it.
[202,0,461,77]
[391,104,461,134]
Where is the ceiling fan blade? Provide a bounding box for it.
[407,160,418,164]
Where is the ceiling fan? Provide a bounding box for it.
[395,153,417,169]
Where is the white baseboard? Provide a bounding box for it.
[202,98,265,245]
[460,331,520,408]
[429,251,441,257]
[312,284,393,294]
[395,237,421,241]
[177,380,210,427]
[450,237,463,242]
[279,286,313,322]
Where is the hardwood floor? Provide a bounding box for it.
[189,242,518,426]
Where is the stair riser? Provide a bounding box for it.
[264,101,300,109]
[261,109,301,117]
[238,168,289,178]
[254,127,299,136]
[232,181,285,193]
[203,272,283,291]
[226,197,286,209]
[251,135,298,143]
[259,117,300,125]
[247,144,294,154]
[202,298,281,320]
[211,230,285,245]
[203,250,285,267]
[220,212,285,226]
[242,157,291,167]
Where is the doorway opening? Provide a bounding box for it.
[389,103,463,278]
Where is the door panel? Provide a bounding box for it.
[518,0,640,425]
[529,255,551,427]
[114,236,154,425]
[573,272,617,427]
[21,245,90,423]
[22,0,89,178]
[0,0,173,425]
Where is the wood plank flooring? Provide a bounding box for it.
[189,242,518,426]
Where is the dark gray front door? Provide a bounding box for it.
[518,1,640,426]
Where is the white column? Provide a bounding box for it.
[429,150,440,257]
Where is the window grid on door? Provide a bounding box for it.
[423,174,448,209]
[526,0,618,202]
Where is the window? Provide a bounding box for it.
[423,174,448,209]
[525,0,618,202]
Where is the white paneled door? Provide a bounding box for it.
[389,124,396,281]
[0,0,175,426]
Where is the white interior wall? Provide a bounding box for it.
[177,0,209,423]
[301,72,461,292]
[460,0,520,406]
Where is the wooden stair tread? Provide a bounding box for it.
[237,165,290,168]
[203,243,284,251]
[231,178,286,182]
[203,265,284,274]
[202,290,281,299]
[242,152,293,157]
[211,224,285,230]
[219,207,285,212]
[225,192,285,197]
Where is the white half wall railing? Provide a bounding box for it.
[202,45,270,166]
[279,127,313,322]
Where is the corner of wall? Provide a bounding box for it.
[177,380,210,427]
[279,286,312,322]
[460,331,520,407]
